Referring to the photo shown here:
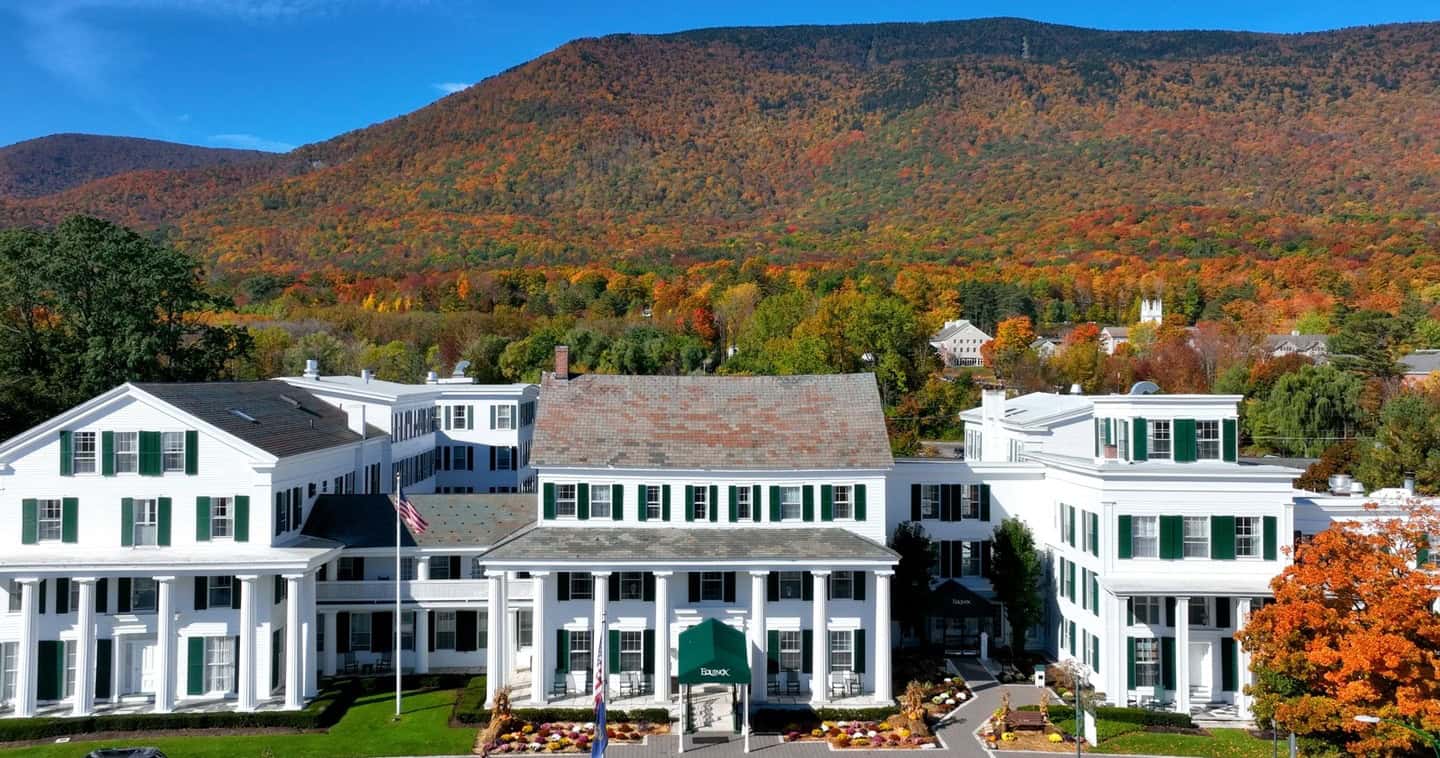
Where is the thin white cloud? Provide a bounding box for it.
[208,133,296,152]
[433,82,473,95]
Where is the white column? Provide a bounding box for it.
[322,610,338,677]
[110,631,125,705]
[154,576,176,713]
[810,570,830,705]
[73,578,97,716]
[1235,597,1253,719]
[485,573,503,707]
[237,576,259,711]
[1109,592,1129,706]
[415,607,430,674]
[14,578,38,717]
[1175,596,1190,714]
[748,571,768,703]
[873,571,893,703]
[592,571,610,699]
[284,575,303,710]
[653,571,672,704]
[303,572,318,699]
[530,572,549,705]
[496,573,510,690]
[417,556,430,581]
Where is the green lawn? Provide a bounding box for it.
[2,687,477,758]
[1093,727,1278,757]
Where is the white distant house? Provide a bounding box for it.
[1264,332,1329,362]
[1101,298,1163,355]
[1400,350,1440,385]
[930,319,992,367]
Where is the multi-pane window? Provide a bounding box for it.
[1148,420,1172,460]
[569,631,591,673]
[208,576,233,608]
[496,405,515,430]
[961,542,984,577]
[619,630,644,672]
[0,642,15,703]
[1132,596,1161,625]
[131,578,157,612]
[1183,517,1209,558]
[645,486,662,520]
[37,500,63,542]
[469,557,486,579]
[619,572,644,600]
[1131,516,1159,558]
[1196,420,1221,460]
[736,487,752,521]
[401,611,415,651]
[832,486,853,519]
[555,484,577,518]
[161,431,185,472]
[1188,598,1210,627]
[338,557,364,581]
[828,630,854,672]
[1116,421,1130,462]
[72,432,97,474]
[350,613,372,650]
[430,557,454,580]
[133,499,159,546]
[436,611,457,650]
[206,637,234,692]
[1134,638,1160,686]
[114,432,138,473]
[64,641,76,698]
[920,485,940,519]
[210,497,233,539]
[1236,516,1261,558]
[692,486,709,520]
[69,581,80,615]
[778,571,805,600]
[590,486,612,519]
[569,573,593,600]
[496,447,513,470]
[6,581,19,613]
[515,609,533,648]
[699,571,725,602]
[961,485,981,519]
[452,405,468,429]
[778,631,802,672]
[400,557,416,581]
[830,571,854,599]
[780,487,802,521]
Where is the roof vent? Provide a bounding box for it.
[280,394,300,408]
[452,359,470,378]
[360,368,373,384]
[227,408,259,424]
[303,358,319,380]
[1070,383,1083,395]
[1129,381,1161,395]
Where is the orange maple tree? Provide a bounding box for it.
[1238,503,1440,756]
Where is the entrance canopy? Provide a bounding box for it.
[677,618,750,685]
[930,580,997,619]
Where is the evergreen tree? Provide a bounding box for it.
[887,521,935,644]
[991,517,1044,652]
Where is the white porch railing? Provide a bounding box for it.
[315,578,534,604]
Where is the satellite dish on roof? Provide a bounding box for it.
[1129,381,1161,395]
[452,360,471,377]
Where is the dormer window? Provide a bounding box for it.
[554,484,577,518]
[1148,420,1172,460]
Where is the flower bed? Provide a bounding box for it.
[485,720,668,754]
[917,676,971,716]
[782,719,940,749]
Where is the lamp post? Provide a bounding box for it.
[1355,714,1440,758]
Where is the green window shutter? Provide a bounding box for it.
[979,484,990,521]
[1068,621,1076,656]
[62,497,78,543]
[1418,536,1431,568]
[1126,638,1136,689]
[1132,418,1148,461]
[196,496,212,541]
[637,485,648,522]
[1175,419,1197,463]
[37,641,60,700]
[769,486,781,521]
[1161,637,1176,690]
[854,629,866,673]
[643,629,655,674]
[95,639,113,700]
[1091,573,1100,615]
[1089,512,1100,556]
[1093,419,1101,457]
[577,483,590,521]
[1117,514,1133,559]
[188,636,206,695]
[855,484,867,521]
[752,485,762,522]
[1159,516,1182,559]
[234,496,250,542]
[728,486,738,522]
[543,483,556,520]
[1092,635,1100,673]
[1103,418,1112,445]
[684,485,695,522]
[709,485,719,523]
[1068,505,1076,546]
[802,486,815,522]
[59,431,73,476]
[612,484,624,521]
[662,485,672,521]
[102,431,115,476]
[1220,638,1237,691]
[767,630,780,674]
[801,630,813,674]
[820,485,833,521]
[1263,516,1278,560]
[185,430,199,475]
[608,629,620,674]
[1212,516,1236,560]
[121,498,134,547]
[158,497,172,546]
[22,499,38,544]
[1222,418,1238,462]
[139,431,161,476]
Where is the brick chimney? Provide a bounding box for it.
[554,345,570,380]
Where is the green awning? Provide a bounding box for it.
[677,618,750,685]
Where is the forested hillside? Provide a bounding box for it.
[0,134,274,199]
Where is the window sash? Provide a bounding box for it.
[351,614,372,650]
[1133,596,1161,625]
[1132,516,1159,558]
[1196,420,1221,460]
[778,631,802,672]
[496,405,515,429]
[205,637,235,692]
[832,486,852,519]
[645,487,662,519]
[1236,517,1261,557]
[208,577,233,608]
[779,572,804,600]
[1182,517,1209,557]
[1148,421,1172,459]
[469,557,486,580]
[161,431,186,472]
[736,488,751,520]
[780,487,802,520]
[828,630,853,671]
[569,574,593,600]
[569,631,591,673]
[921,485,940,519]
[211,497,233,538]
[64,641,76,698]
[515,610,533,648]
[37,500,63,542]
[555,484,578,518]
[436,611,457,650]
[619,572,644,600]
[133,499,159,546]
[1134,639,1160,686]
[1188,598,1210,627]
[497,447,513,469]
[961,542,983,576]
[830,572,853,599]
[114,432,139,473]
[0,642,15,702]
[619,631,644,672]
[72,432,97,474]
[131,578,157,612]
[452,406,468,428]
[590,486,612,519]
[692,486,708,519]
[699,571,724,602]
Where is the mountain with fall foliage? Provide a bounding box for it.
[4,18,1440,276]
[0,133,276,200]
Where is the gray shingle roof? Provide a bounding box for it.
[133,381,380,458]
[1401,350,1440,375]
[481,526,898,564]
[302,493,534,548]
[532,373,893,470]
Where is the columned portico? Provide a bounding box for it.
[72,578,97,716]
[592,571,611,698]
[153,576,176,714]
[284,574,303,710]
[1174,596,1190,713]
[14,578,38,718]
[810,570,830,705]
[485,573,504,707]
[530,572,549,705]
[873,571,893,703]
[237,575,259,712]
[748,571,768,704]
[653,571,672,704]
[415,606,430,674]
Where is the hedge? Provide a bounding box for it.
[453,679,669,726]
[1020,704,1195,730]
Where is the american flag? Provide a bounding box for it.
[592,613,608,758]
[392,486,429,535]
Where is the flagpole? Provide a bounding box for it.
[394,469,403,719]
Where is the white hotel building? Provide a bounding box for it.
[0,345,1404,724]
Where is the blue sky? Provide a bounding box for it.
[1,1,1435,152]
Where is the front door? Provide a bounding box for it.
[1188,642,1211,701]
[127,639,156,695]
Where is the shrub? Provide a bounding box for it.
[1021,704,1195,731]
